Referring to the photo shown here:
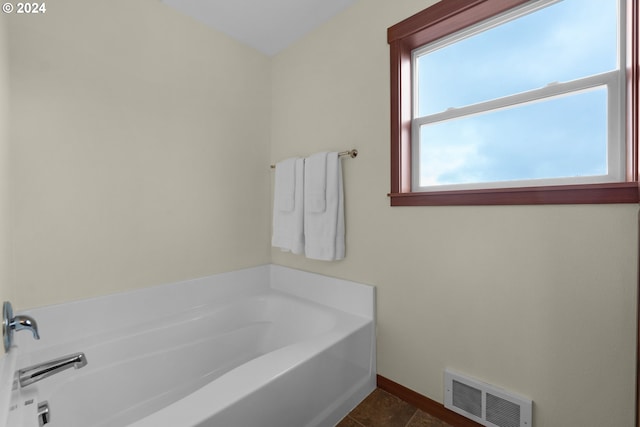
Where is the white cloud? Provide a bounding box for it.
[420,126,487,186]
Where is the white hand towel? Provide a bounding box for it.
[304,152,345,261]
[272,158,304,254]
[304,152,327,213]
[275,157,296,212]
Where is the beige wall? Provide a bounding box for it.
[0,13,9,306]
[7,0,272,309]
[271,0,638,426]
[4,0,638,425]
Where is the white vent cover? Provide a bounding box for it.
[444,369,532,427]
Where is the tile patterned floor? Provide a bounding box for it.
[337,388,453,427]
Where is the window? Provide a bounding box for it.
[388,0,640,205]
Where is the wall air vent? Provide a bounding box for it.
[444,369,532,427]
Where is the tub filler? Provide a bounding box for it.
[0,265,376,427]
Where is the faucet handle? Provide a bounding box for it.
[11,315,40,340]
[3,301,40,353]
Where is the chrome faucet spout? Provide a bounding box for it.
[18,352,88,388]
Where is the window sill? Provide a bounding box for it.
[388,182,640,206]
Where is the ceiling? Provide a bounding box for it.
[160,0,358,56]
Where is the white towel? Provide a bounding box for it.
[304,152,327,213]
[275,158,296,212]
[272,158,304,254]
[304,152,345,261]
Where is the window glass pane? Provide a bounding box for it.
[416,0,617,116]
[418,87,607,187]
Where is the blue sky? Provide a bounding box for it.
[415,0,618,187]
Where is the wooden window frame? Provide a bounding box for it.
[387,0,640,206]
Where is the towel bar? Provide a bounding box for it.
[270,149,358,169]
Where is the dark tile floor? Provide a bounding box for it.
[337,388,453,427]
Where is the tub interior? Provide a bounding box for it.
[2,265,375,427]
[26,292,347,426]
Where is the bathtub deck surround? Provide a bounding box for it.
[0,265,375,427]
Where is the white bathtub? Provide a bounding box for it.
[0,265,376,427]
